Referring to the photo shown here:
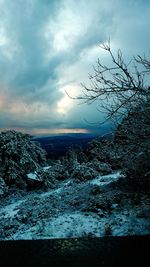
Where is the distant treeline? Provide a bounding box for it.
[33,133,113,160]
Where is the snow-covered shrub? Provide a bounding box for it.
[124,151,150,189]
[60,150,80,176]
[0,130,46,188]
[37,170,58,190]
[86,159,112,174]
[87,138,122,169]
[114,106,150,189]
[65,147,88,164]
[46,162,69,181]
[71,163,98,181]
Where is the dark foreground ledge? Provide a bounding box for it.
[0,235,150,267]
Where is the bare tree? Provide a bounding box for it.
[74,42,150,186]
[76,41,150,124]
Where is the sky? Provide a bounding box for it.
[0,0,150,135]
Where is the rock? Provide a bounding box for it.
[27,172,42,181]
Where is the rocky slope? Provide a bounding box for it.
[0,118,150,241]
[0,168,150,240]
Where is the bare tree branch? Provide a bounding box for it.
[75,42,150,124]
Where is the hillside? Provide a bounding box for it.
[0,108,150,240]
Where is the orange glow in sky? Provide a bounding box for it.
[0,127,90,136]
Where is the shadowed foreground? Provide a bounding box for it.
[0,235,149,267]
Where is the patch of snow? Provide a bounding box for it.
[63,180,72,187]
[90,171,123,186]
[40,179,73,198]
[43,166,51,171]
[27,173,37,180]
[40,172,122,199]
[1,169,149,241]
[27,166,51,181]
[110,211,150,236]
[27,172,42,181]
[9,212,107,240]
[43,212,104,239]
[9,207,150,240]
[8,225,39,240]
[0,200,25,219]
[40,187,63,198]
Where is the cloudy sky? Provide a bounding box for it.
[0,0,149,135]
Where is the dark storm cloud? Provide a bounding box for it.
[0,0,150,134]
[0,0,59,95]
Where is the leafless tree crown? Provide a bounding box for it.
[77,41,150,123]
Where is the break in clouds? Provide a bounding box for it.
[0,0,150,135]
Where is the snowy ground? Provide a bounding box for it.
[0,171,150,240]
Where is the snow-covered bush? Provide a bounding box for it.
[45,162,69,181]
[71,163,99,181]
[0,130,46,189]
[87,138,122,169]
[114,106,150,189]
[124,151,150,189]
[86,159,112,174]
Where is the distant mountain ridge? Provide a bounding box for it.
[32,132,113,159]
